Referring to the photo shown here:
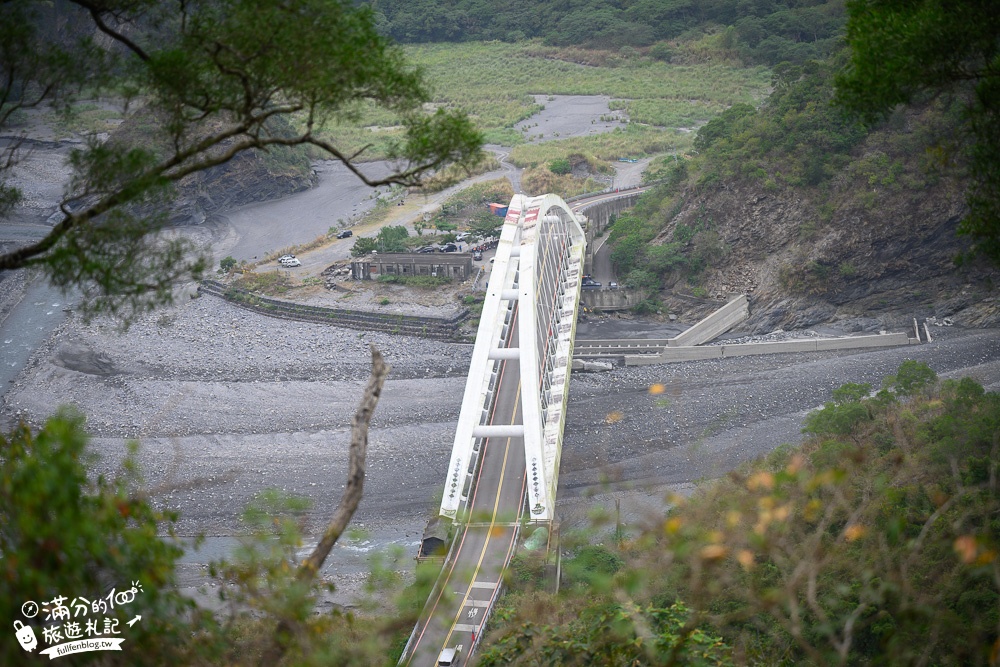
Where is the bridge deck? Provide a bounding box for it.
[404,306,526,666]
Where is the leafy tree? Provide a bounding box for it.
[219,256,238,273]
[351,237,377,257]
[0,410,215,665]
[694,103,756,152]
[375,225,409,252]
[0,0,481,323]
[835,0,1000,263]
[882,359,937,396]
[469,210,504,238]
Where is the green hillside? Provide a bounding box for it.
[368,0,846,67]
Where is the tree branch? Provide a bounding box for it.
[70,1,151,62]
[298,345,389,579]
[258,345,389,666]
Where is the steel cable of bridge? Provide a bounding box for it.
[404,305,526,665]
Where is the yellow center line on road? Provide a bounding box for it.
[440,378,522,653]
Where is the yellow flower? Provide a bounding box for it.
[747,471,775,491]
[605,411,624,424]
[737,549,755,570]
[844,524,867,542]
[648,383,666,395]
[700,544,728,561]
[954,535,978,564]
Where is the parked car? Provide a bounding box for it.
[455,232,470,241]
[336,230,353,239]
[277,254,295,262]
[440,243,458,252]
[609,281,619,290]
[582,279,601,289]
[415,246,436,253]
[279,257,301,267]
[437,645,463,666]
[472,251,483,261]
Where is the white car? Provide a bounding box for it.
[279,257,301,267]
[277,254,295,261]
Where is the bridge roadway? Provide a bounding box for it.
[403,305,527,666]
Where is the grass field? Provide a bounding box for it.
[310,41,770,163]
[408,42,770,129]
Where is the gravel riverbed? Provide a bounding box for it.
[4,94,1000,612]
[4,286,1000,608]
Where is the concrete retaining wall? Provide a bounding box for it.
[198,280,468,339]
[580,289,642,311]
[625,332,912,366]
[667,295,749,347]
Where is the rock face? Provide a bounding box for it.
[167,149,316,226]
[659,165,1000,333]
[109,108,316,226]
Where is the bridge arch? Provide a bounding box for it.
[440,193,587,522]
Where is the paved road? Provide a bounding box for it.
[403,306,527,666]
[570,187,653,286]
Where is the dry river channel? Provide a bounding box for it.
[3,96,1000,612]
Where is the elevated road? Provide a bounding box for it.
[403,306,527,665]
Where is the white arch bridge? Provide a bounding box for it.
[401,192,591,665]
[443,192,586,522]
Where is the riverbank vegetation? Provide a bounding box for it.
[310,40,771,161]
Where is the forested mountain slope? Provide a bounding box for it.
[611,59,1000,330]
[368,0,845,66]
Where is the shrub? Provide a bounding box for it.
[549,157,572,175]
[883,359,937,396]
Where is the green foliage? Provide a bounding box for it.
[409,40,770,142]
[375,225,410,253]
[232,270,294,295]
[0,411,212,665]
[0,0,482,324]
[618,362,1000,665]
[836,0,1000,264]
[508,552,548,590]
[883,359,938,397]
[219,256,238,272]
[351,237,377,257]
[439,179,514,217]
[374,0,844,66]
[694,103,755,152]
[563,544,624,591]
[480,598,733,666]
[803,399,871,438]
[548,157,572,175]
[696,59,868,188]
[376,274,451,288]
